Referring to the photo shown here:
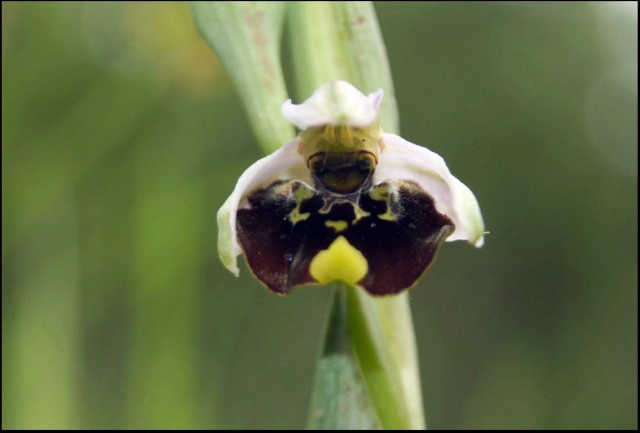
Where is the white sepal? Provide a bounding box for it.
[282,80,383,130]
[374,133,485,247]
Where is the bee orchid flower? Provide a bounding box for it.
[218,81,484,296]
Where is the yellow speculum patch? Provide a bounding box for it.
[289,203,310,223]
[369,184,398,221]
[318,198,371,223]
[309,236,368,285]
[324,220,348,232]
[288,184,314,224]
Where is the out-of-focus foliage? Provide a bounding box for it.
[2,2,637,430]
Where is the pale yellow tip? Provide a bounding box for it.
[309,236,368,285]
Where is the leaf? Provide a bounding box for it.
[191,1,295,153]
[287,2,353,100]
[333,2,399,133]
[308,288,382,430]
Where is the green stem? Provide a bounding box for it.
[289,2,425,429]
[346,287,425,430]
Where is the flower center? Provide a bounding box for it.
[308,151,376,194]
[301,124,380,194]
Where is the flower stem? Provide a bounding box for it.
[346,286,425,430]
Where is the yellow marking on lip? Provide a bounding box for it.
[310,236,368,285]
[353,206,371,223]
[290,206,310,223]
[317,198,371,224]
[325,220,348,232]
[369,184,398,221]
[288,183,315,224]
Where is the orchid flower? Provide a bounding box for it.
[218,80,484,296]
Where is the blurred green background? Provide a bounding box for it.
[2,1,637,429]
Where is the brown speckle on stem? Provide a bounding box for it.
[244,8,277,93]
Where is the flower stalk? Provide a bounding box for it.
[288,2,425,429]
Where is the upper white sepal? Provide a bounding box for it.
[282,80,383,130]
